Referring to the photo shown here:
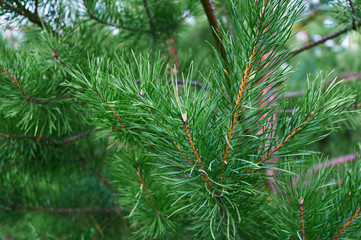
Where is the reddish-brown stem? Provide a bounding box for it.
[222,47,257,166]
[333,207,360,239]
[348,0,358,29]
[1,64,73,104]
[137,167,156,208]
[182,113,212,187]
[244,112,313,175]
[287,22,361,59]
[222,17,266,166]
[299,198,306,240]
[200,0,229,87]
[0,0,47,29]
[0,65,29,100]
[142,0,157,44]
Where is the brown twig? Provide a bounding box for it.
[333,207,360,239]
[287,22,361,59]
[0,0,48,29]
[142,0,157,44]
[0,129,96,145]
[222,16,266,166]
[222,47,257,165]
[182,113,212,187]
[0,64,73,104]
[200,0,229,88]
[348,0,358,30]
[244,112,314,174]
[299,198,306,240]
[137,167,156,208]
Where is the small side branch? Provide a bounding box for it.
[0,0,47,29]
[0,64,73,104]
[182,113,212,187]
[0,65,29,100]
[142,0,157,44]
[287,21,361,59]
[0,129,96,145]
[299,198,306,240]
[222,47,257,165]
[348,0,358,29]
[200,0,229,87]
[333,207,360,239]
[83,0,190,34]
[245,112,313,174]
[137,167,156,208]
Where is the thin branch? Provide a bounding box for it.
[287,21,361,59]
[182,113,212,187]
[0,64,73,104]
[348,0,358,29]
[52,48,124,128]
[83,0,190,34]
[222,46,257,165]
[0,64,29,101]
[0,203,126,214]
[136,167,156,208]
[284,71,361,99]
[200,0,229,87]
[90,167,115,193]
[222,18,266,166]
[0,0,47,29]
[142,0,157,44]
[0,129,96,145]
[299,198,306,240]
[333,207,360,239]
[245,112,314,174]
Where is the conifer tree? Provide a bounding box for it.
[1,0,361,239]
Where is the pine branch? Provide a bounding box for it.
[0,64,29,100]
[284,71,361,99]
[287,22,361,59]
[137,167,156,208]
[348,0,358,29]
[222,18,266,166]
[245,112,314,175]
[83,0,191,34]
[0,202,127,214]
[174,141,194,165]
[142,0,157,44]
[200,0,229,87]
[333,207,360,239]
[0,64,73,104]
[0,0,48,29]
[182,113,212,188]
[0,129,96,145]
[299,198,306,240]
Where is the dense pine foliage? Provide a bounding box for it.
[1,0,361,239]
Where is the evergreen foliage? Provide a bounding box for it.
[1,0,361,239]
